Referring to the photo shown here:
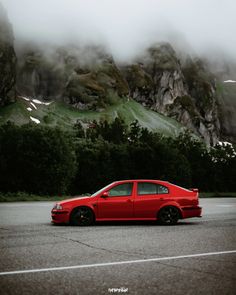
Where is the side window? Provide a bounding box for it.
[138,183,157,195]
[157,185,169,194]
[108,183,133,197]
[138,183,169,195]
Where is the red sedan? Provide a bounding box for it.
[51,180,202,225]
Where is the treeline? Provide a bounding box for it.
[0,120,235,196]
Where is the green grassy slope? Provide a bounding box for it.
[0,97,184,136]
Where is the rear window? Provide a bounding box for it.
[138,182,169,195]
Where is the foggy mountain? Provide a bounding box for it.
[0,0,236,144]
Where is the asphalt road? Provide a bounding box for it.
[0,198,235,295]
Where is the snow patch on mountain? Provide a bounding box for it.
[223,80,236,83]
[32,99,52,105]
[30,116,40,124]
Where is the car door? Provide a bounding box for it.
[97,182,134,219]
[134,182,169,218]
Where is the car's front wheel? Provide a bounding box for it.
[158,206,180,225]
[70,207,94,226]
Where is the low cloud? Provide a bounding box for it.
[2,0,236,61]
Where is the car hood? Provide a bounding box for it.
[58,195,93,206]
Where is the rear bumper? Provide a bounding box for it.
[181,206,202,219]
[51,209,70,224]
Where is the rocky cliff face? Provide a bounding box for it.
[65,52,129,109]
[16,46,66,100]
[123,43,220,145]
[216,80,236,143]
[206,58,236,143]
[16,46,129,109]
[0,3,17,106]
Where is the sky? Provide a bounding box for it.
[1,0,236,61]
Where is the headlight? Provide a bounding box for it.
[53,203,63,210]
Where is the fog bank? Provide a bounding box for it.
[1,0,236,61]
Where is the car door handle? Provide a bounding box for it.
[126,199,132,203]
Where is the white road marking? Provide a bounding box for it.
[216,205,235,207]
[0,250,235,276]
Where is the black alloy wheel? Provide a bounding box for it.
[158,206,180,225]
[71,207,94,226]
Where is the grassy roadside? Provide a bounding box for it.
[199,192,236,198]
[0,192,236,202]
[0,192,82,202]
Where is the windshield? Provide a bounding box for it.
[91,183,114,197]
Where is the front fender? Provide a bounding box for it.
[69,204,97,221]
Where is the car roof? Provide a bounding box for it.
[113,179,169,184]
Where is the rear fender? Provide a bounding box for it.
[158,202,183,219]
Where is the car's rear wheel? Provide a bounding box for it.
[70,207,94,226]
[158,206,180,225]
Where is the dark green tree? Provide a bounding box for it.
[0,123,76,195]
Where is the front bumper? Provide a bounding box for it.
[182,206,202,219]
[51,209,70,224]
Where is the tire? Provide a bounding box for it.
[158,206,180,225]
[70,207,94,226]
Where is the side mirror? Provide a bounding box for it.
[101,191,109,198]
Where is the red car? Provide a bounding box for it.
[51,180,202,226]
